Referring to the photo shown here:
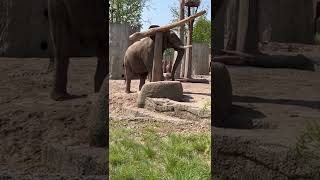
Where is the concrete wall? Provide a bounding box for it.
[0,0,99,58]
[109,23,138,80]
[0,0,52,57]
[0,0,10,55]
[259,0,315,44]
[192,43,210,75]
[224,0,316,45]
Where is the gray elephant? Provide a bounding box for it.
[124,25,185,93]
[48,0,107,101]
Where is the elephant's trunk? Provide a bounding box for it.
[171,49,184,81]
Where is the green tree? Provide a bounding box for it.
[109,0,150,29]
[192,16,211,47]
[164,48,175,61]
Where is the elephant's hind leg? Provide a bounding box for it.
[124,64,133,93]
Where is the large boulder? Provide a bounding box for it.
[87,77,108,147]
[137,81,183,108]
[212,62,233,127]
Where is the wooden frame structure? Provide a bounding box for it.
[129,10,206,82]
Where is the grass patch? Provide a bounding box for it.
[201,100,211,112]
[296,121,320,167]
[109,122,211,180]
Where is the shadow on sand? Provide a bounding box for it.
[233,95,320,110]
[220,105,268,129]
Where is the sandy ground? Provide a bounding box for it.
[216,65,320,146]
[213,44,320,147]
[0,58,99,174]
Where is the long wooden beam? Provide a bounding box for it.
[129,10,206,42]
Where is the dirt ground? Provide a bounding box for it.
[217,65,320,146]
[213,53,320,178]
[0,58,100,175]
[214,44,320,147]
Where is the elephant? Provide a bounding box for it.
[124,25,185,93]
[47,0,107,101]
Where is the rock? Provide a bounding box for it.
[137,81,183,108]
[87,77,108,147]
[212,62,232,127]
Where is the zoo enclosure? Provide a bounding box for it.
[109,23,210,80]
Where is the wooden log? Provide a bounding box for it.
[176,78,210,84]
[129,10,206,41]
[248,54,315,71]
[213,54,315,71]
[220,49,255,59]
[213,55,248,65]
[152,32,163,82]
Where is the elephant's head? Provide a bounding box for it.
[148,25,185,81]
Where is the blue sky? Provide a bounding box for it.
[141,0,211,31]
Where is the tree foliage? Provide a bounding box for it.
[109,0,150,29]
[192,16,211,47]
[164,48,175,61]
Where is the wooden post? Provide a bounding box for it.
[236,0,259,53]
[213,0,226,55]
[179,0,185,78]
[184,6,193,78]
[152,32,163,82]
